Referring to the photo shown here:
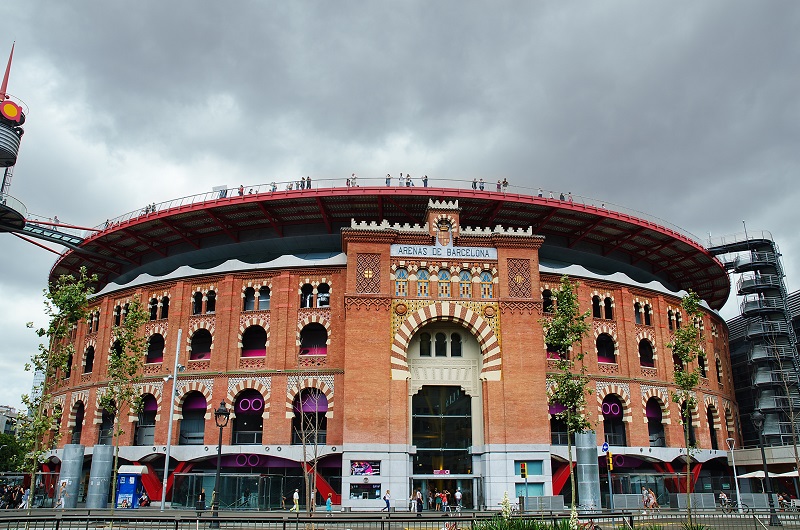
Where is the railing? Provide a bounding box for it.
[604,432,626,446]
[736,251,778,268]
[97,429,113,445]
[550,432,573,446]
[0,508,796,530]
[292,431,327,445]
[0,193,27,218]
[64,177,704,246]
[746,321,791,337]
[179,431,205,445]
[708,230,775,248]
[299,346,327,356]
[738,274,782,291]
[749,344,796,361]
[234,430,263,445]
[741,296,784,314]
[135,425,155,446]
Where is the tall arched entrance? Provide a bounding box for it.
[408,321,483,509]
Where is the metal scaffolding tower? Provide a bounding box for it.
[708,231,800,448]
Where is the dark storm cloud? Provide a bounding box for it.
[1,0,799,408]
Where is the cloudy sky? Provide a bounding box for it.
[1,1,798,409]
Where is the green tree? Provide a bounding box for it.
[0,433,22,472]
[19,267,95,504]
[99,295,147,514]
[668,291,703,528]
[544,275,591,529]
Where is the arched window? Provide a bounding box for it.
[438,270,451,298]
[190,329,212,361]
[451,333,462,357]
[317,283,330,307]
[634,303,642,325]
[71,402,84,444]
[64,353,73,379]
[643,304,652,325]
[243,287,256,311]
[135,394,157,446]
[716,358,723,382]
[258,286,271,310]
[646,398,665,447]
[639,339,655,367]
[417,270,430,297]
[480,272,493,298]
[206,291,216,313]
[542,289,554,313]
[233,389,264,445]
[179,392,207,445]
[420,333,432,357]
[673,352,684,372]
[241,326,267,357]
[395,269,409,297]
[592,296,602,318]
[111,340,122,360]
[596,334,616,363]
[160,296,169,319]
[681,401,696,446]
[300,284,314,308]
[602,395,626,446]
[300,323,327,356]
[94,311,100,332]
[549,402,573,445]
[83,346,95,374]
[707,407,718,450]
[675,312,682,329]
[192,292,203,315]
[122,303,129,322]
[114,305,122,326]
[667,310,674,330]
[435,332,447,357]
[292,388,328,445]
[698,355,707,378]
[604,297,613,319]
[148,298,159,321]
[459,271,472,298]
[98,403,115,445]
[146,334,165,364]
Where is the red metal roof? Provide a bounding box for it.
[50,186,730,308]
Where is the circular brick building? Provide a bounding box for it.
[45,184,737,510]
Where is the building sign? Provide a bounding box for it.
[433,469,450,475]
[391,244,497,259]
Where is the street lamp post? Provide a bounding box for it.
[726,437,742,513]
[210,402,230,529]
[751,410,781,527]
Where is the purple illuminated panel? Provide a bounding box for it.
[294,393,328,413]
[601,395,622,418]
[142,395,158,412]
[183,392,207,411]
[235,390,264,414]
[645,399,662,420]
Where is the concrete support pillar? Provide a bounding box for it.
[575,431,601,511]
[58,444,85,509]
[85,445,114,509]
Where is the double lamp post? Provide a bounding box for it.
[210,402,230,529]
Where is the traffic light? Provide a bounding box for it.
[607,452,613,471]
[520,462,528,478]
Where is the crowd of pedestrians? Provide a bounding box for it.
[0,484,29,509]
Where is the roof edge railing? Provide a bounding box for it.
[79,178,704,245]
